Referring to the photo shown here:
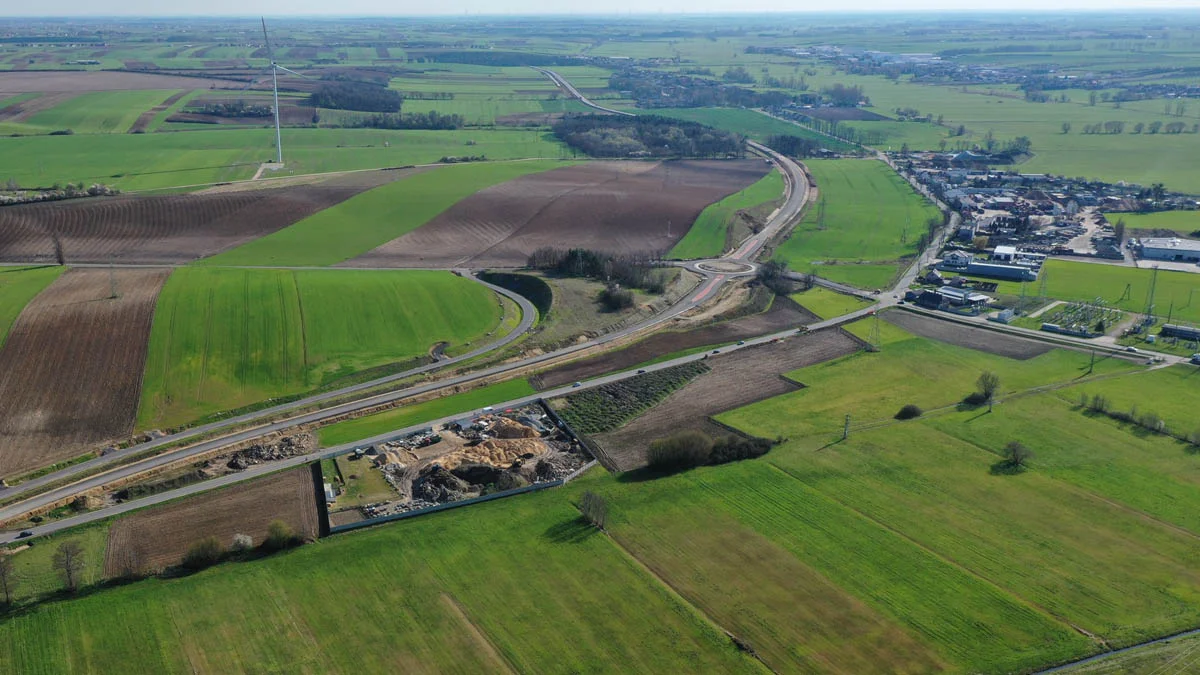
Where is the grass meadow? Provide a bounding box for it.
[982,259,1200,324]
[0,266,63,347]
[137,268,506,430]
[669,169,784,259]
[0,489,758,675]
[1103,210,1200,236]
[317,378,536,447]
[203,159,569,266]
[788,286,872,320]
[773,159,942,289]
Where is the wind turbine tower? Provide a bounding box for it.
[260,18,306,166]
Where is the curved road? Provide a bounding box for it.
[0,77,813,533]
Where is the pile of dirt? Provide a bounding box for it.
[491,416,539,439]
[224,433,314,471]
[439,438,547,470]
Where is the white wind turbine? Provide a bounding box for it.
[257,18,307,165]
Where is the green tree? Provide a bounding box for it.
[977,371,1000,412]
[182,536,225,571]
[0,555,18,605]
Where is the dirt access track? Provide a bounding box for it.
[883,310,1053,360]
[535,296,816,390]
[103,465,322,577]
[593,328,863,471]
[0,71,239,93]
[0,169,423,265]
[343,159,771,269]
[0,268,169,478]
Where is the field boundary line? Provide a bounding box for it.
[439,593,519,674]
[761,461,1100,645]
[594,522,777,675]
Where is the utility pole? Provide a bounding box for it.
[843,414,851,441]
[108,264,118,300]
[1088,349,1095,375]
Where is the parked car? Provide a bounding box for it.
[16,531,32,539]
[572,382,582,388]
[637,369,646,374]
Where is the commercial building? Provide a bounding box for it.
[1138,237,1200,263]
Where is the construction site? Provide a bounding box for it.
[321,401,592,527]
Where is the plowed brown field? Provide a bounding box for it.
[103,466,321,577]
[343,159,771,268]
[0,172,416,264]
[883,310,1052,360]
[592,329,862,471]
[535,296,816,390]
[0,269,169,478]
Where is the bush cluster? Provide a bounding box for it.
[894,404,923,420]
[647,430,772,471]
[559,362,709,434]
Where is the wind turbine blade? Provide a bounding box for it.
[261,17,273,62]
[274,65,311,79]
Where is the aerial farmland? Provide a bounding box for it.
[0,10,1199,675]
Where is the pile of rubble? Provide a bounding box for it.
[223,433,314,471]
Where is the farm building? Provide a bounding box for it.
[942,250,973,267]
[1161,324,1200,341]
[1138,237,1200,263]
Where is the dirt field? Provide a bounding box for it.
[0,71,239,94]
[0,170,421,264]
[535,296,816,390]
[343,159,771,268]
[883,310,1053,360]
[0,269,169,478]
[103,466,322,577]
[592,328,863,470]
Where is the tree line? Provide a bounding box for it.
[552,114,743,159]
[527,247,668,294]
[334,110,464,130]
[309,80,402,113]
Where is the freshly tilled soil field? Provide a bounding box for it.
[884,310,1053,360]
[0,268,169,478]
[344,159,771,268]
[592,328,862,471]
[0,173,415,265]
[103,466,321,577]
[535,296,816,390]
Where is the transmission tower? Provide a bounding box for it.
[1037,266,1048,304]
[867,311,881,352]
[1143,265,1160,326]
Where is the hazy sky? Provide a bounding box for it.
[3,1,1198,17]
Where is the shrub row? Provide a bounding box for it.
[558,362,709,434]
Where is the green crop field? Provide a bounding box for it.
[203,159,570,266]
[718,315,1138,444]
[773,159,942,289]
[317,378,536,447]
[0,127,566,192]
[0,488,757,675]
[669,169,783,259]
[980,259,1200,324]
[138,268,508,430]
[0,266,63,348]
[788,286,871,319]
[22,90,179,135]
[1104,210,1200,236]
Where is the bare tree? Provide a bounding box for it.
[977,371,1000,412]
[0,555,18,605]
[1061,121,1071,134]
[52,541,85,593]
[579,491,608,530]
[1004,441,1033,469]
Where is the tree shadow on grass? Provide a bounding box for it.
[542,517,599,544]
[615,466,691,483]
[989,460,1028,476]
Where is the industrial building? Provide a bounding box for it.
[1161,324,1200,341]
[1137,237,1200,263]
